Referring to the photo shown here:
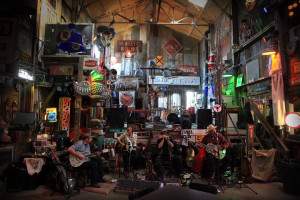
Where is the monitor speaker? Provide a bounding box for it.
[197,109,212,129]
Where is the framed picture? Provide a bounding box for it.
[75,99,81,108]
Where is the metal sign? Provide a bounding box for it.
[213,104,222,112]
[148,76,200,85]
[163,37,182,57]
[285,112,300,129]
[116,40,142,53]
[155,56,164,66]
[83,58,98,70]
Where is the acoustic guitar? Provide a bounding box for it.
[69,151,98,167]
[195,142,226,160]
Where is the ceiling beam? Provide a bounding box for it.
[157,0,162,22]
[210,0,232,19]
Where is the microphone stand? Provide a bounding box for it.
[166,137,173,176]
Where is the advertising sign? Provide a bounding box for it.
[163,37,182,57]
[83,58,98,70]
[148,76,200,85]
[116,40,142,53]
[178,65,198,76]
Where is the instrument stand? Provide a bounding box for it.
[226,108,257,195]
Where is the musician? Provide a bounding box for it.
[202,124,230,182]
[117,125,138,175]
[156,129,182,178]
[67,134,105,188]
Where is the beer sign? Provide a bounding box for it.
[83,58,98,70]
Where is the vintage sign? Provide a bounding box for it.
[248,125,254,150]
[46,108,57,122]
[225,21,230,31]
[155,56,164,66]
[148,76,200,85]
[50,65,74,75]
[0,18,17,64]
[294,62,300,74]
[290,76,300,86]
[83,58,98,70]
[285,112,300,129]
[44,24,94,56]
[119,91,135,108]
[178,65,197,76]
[163,37,182,57]
[213,104,222,113]
[116,40,142,53]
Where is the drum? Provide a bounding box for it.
[167,113,179,123]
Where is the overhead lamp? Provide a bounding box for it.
[36,76,52,87]
[162,69,172,78]
[135,69,144,77]
[262,39,277,55]
[222,73,233,78]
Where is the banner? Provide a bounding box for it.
[119,91,135,108]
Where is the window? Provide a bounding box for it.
[158,97,167,108]
[186,91,197,109]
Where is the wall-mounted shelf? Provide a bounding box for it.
[234,21,275,54]
[236,77,271,89]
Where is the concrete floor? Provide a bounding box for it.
[1,172,299,200]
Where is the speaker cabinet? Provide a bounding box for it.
[106,108,125,128]
[197,109,212,129]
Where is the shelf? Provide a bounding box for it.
[234,21,275,54]
[236,77,271,89]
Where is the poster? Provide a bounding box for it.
[119,91,135,108]
[46,108,57,122]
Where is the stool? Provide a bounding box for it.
[71,167,90,188]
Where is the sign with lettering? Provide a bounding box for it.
[178,65,197,76]
[83,57,98,70]
[163,37,182,57]
[117,40,142,53]
[290,76,300,86]
[50,65,74,75]
[0,18,17,64]
[148,76,200,85]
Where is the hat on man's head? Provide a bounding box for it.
[161,129,169,134]
[207,124,216,132]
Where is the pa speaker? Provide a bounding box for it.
[106,108,125,128]
[197,109,212,129]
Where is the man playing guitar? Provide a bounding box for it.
[202,124,230,182]
[67,134,105,188]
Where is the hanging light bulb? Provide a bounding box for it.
[293,2,298,7]
[289,11,294,16]
[288,5,293,10]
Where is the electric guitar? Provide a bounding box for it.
[69,151,98,167]
[195,142,226,160]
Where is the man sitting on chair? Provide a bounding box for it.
[202,124,230,182]
[68,134,105,188]
[156,129,182,178]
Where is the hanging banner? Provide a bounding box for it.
[119,91,135,108]
[83,57,98,70]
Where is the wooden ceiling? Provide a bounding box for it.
[83,0,230,41]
